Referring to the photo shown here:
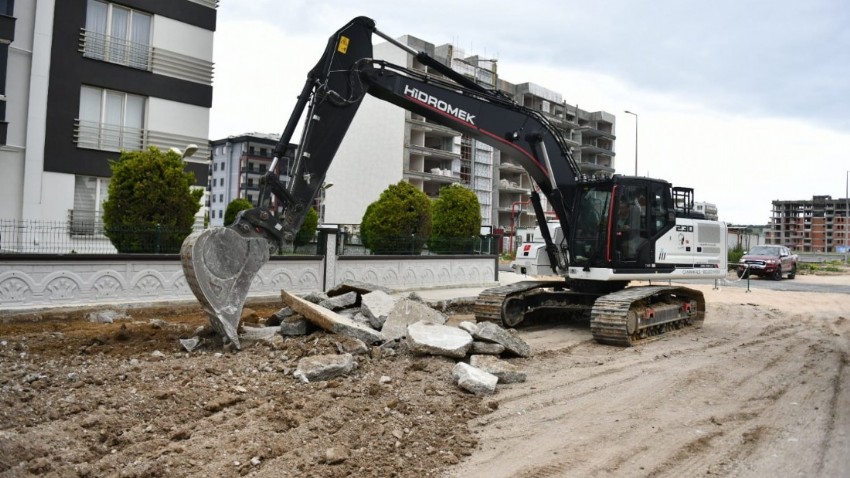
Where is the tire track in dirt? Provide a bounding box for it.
[450,293,849,478]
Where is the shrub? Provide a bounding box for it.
[102,147,202,253]
[295,207,319,248]
[428,184,481,254]
[361,181,431,254]
[224,198,254,226]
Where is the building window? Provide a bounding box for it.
[77,86,145,151]
[83,0,152,70]
[71,176,110,235]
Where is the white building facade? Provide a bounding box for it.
[1,0,215,251]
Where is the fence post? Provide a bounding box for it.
[155,224,161,253]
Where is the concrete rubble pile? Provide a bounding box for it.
[184,280,530,395]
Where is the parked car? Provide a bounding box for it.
[736,245,798,280]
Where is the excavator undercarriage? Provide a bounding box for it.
[474,281,705,346]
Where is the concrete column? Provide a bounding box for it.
[318,225,339,292]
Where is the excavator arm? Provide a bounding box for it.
[181,16,581,347]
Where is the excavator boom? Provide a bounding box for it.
[181,16,582,346]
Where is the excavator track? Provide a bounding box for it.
[474,281,705,346]
[590,285,705,346]
[474,280,566,326]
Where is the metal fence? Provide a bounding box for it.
[0,219,203,254]
[0,220,499,256]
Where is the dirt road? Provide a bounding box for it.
[0,274,848,477]
[448,277,850,477]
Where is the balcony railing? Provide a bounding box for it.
[80,29,152,71]
[74,119,144,152]
[80,29,214,86]
[74,119,211,159]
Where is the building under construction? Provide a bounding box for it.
[766,195,850,252]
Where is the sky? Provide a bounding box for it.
[209,0,850,225]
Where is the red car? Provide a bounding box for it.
[736,245,798,280]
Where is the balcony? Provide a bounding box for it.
[498,161,525,172]
[406,143,461,161]
[406,118,460,138]
[74,119,211,159]
[79,29,214,86]
[403,169,460,184]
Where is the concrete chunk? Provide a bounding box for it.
[458,321,478,334]
[361,290,398,329]
[293,353,356,383]
[239,326,280,343]
[469,355,527,383]
[382,299,447,341]
[327,280,391,298]
[279,315,314,336]
[407,321,473,358]
[281,290,384,344]
[452,362,498,395]
[471,341,505,355]
[319,291,358,311]
[266,307,294,326]
[473,322,532,357]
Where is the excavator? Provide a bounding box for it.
[181,16,727,348]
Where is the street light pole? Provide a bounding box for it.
[845,170,849,259]
[624,110,638,176]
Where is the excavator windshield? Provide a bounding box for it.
[571,185,612,267]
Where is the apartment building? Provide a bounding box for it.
[322,34,616,241]
[208,133,296,227]
[1,0,215,230]
[767,195,850,252]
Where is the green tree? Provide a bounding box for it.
[102,147,203,253]
[361,181,431,254]
[224,197,254,226]
[428,184,481,254]
[295,207,319,248]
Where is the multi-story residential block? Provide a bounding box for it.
[321,34,616,243]
[1,0,215,231]
[767,195,850,252]
[208,133,296,227]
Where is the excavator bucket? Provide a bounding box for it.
[180,227,270,348]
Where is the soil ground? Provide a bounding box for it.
[1,272,849,477]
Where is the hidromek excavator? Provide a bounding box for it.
[181,17,727,349]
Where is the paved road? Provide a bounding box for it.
[677,275,850,294]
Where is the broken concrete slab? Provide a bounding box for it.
[381,299,447,341]
[281,290,384,344]
[293,353,356,383]
[471,341,505,355]
[319,291,358,311]
[279,315,313,336]
[335,337,369,355]
[87,310,129,324]
[473,322,532,358]
[302,291,329,304]
[361,290,398,330]
[469,355,527,384]
[457,321,478,335]
[239,326,280,343]
[407,321,473,359]
[266,307,294,326]
[452,362,498,395]
[179,337,201,352]
[327,280,391,298]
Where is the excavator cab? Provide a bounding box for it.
[570,177,675,271]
